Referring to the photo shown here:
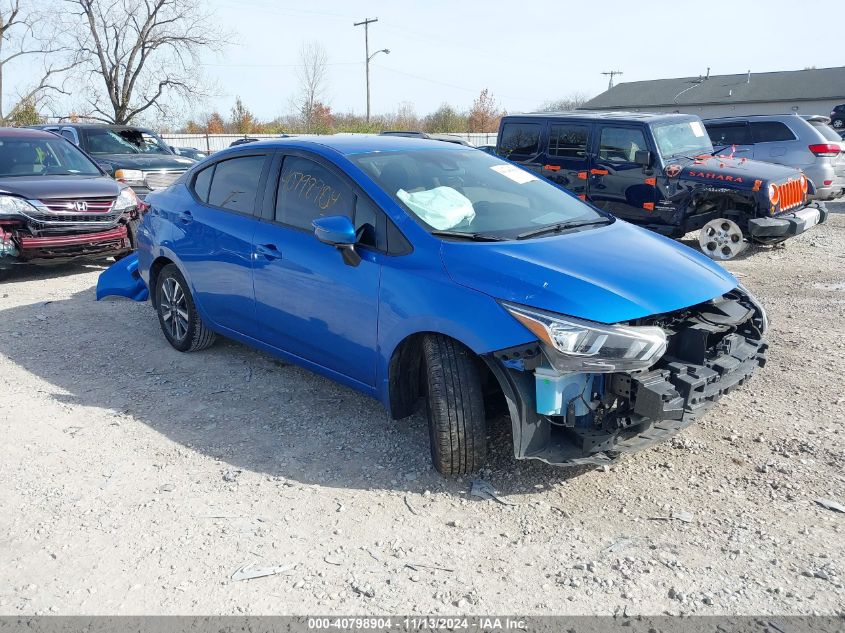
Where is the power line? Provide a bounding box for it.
[371,64,543,104]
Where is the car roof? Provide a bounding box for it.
[702,113,808,123]
[0,127,68,139]
[30,123,155,132]
[503,110,697,124]
[219,134,472,156]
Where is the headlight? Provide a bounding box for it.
[768,183,779,204]
[502,302,667,373]
[114,169,144,184]
[0,195,37,219]
[113,187,139,212]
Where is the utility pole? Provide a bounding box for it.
[354,17,388,122]
[601,70,624,91]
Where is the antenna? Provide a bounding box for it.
[601,70,624,91]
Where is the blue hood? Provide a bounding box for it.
[440,221,737,324]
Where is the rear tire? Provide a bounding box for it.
[422,334,487,475]
[155,264,216,352]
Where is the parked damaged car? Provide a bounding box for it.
[497,112,827,260]
[0,128,140,272]
[30,123,195,198]
[97,136,768,475]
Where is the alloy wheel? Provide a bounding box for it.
[160,276,189,341]
[699,218,746,261]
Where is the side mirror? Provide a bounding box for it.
[312,215,360,267]
[634,150,652,167]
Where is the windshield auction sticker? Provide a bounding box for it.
[491,163,539,184]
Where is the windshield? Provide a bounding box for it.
[349,149,604,239]
[0,137,102,177]
[653,120,714,158]
[84,128,172,155]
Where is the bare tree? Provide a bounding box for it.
[538,92,591,112]
[295,41,328,131]
[67,0,224,124]
[0,0,77,123]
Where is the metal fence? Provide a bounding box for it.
[161,132,499,153]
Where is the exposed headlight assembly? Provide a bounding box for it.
[737,284,769,335]
[114,169,145,185]
[113,187,139,212]
[502,302,667,373]
[0,195,37,219]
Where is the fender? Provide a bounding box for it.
[374,262,535,409]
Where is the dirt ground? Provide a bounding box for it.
[1,207,843,616]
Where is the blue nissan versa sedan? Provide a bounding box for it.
[97,136,769,475]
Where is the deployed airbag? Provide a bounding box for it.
[397,186,475,230]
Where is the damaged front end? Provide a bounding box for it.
[486,288,767,466]
[0,190,139,269]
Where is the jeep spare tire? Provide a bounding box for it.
[699,218,746,261]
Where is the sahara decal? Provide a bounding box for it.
[687,170,744,183]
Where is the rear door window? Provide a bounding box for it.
[498,123,541,156]
[205,154,267,213]
[548,124,589,158]
[749,121,796,143]
[705,123,750,146]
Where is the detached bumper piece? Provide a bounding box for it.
[748,203,828,240]
[489,289,767,467]
[96,252,149,301]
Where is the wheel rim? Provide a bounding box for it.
[834,120,843,128]
[160,277,189,341]
[698,218,745,260]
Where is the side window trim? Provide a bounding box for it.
[266,149,405,255]
[188,151,271,217]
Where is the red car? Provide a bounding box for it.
[0,128,141,274]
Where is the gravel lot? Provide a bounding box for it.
[1,205,843,616]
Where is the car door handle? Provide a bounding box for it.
[179,211,193,224]
[256,243,282,260]
[590,168,609,175]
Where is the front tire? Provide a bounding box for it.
[155,264,216,352]
[422,334,487,475]
[833,119,843,129]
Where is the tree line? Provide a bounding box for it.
[0,0,590,132]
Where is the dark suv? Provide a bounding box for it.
[496,112,828,260]
[831,104,845,129]
[30,124,195,198]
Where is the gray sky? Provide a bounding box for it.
[12,0,843,123]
